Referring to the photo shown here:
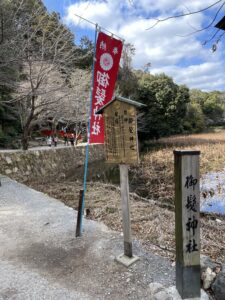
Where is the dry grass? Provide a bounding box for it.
[131,131,225,205]
[28,131,225,263]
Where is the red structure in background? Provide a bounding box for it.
[41,130,63,137]
[40,130,82,140]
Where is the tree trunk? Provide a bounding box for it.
[21,96,35,150]
[21,129,29,150]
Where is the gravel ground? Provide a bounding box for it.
[0,176,175,300]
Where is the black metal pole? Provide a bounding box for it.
[76,190,84,237]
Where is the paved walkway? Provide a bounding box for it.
[0,176,175,300]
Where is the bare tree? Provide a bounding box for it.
[0,0,82,149]
[117,43,139,97]
[66,69,91,144]
[16,63,71,149]
[45,69,91,145]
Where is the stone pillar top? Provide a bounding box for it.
[174,150,200,156]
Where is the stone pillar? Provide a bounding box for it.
[174,150,201,299]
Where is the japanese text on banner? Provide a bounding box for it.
[90,32,123,144]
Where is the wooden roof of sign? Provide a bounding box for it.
[96,95,146,114]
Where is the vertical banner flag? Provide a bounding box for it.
[90,32,123,144]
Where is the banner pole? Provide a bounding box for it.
[74,14,124,42]
[77,24,98,237]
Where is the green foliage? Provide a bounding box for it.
[0,86,21,148]
[134,74,225,144]
[190,90,225,126]
[73,36,94,69]
[136,72,190,140]
[202,94,224,125]
[183,102,205,133]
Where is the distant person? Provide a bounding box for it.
[47,136,52,147]
[64,133,68,146]
[54,136,58,147]
[70,133,75,146]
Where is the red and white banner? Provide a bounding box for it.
[89,31,123,144]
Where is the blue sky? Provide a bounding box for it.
[43,0,225,91]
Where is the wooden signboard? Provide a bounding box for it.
[96,95,143,266]
[104,100,139,164]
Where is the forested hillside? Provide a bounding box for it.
[0,0,225,150]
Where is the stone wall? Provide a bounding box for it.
[0,145,105,183]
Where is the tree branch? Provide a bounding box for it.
[146,0,224,30]
[176,1,225,37]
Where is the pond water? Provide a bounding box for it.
[201,172,225,215]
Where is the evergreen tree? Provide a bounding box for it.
[136,72,190,141]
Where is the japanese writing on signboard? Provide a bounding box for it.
[183,160,200,266]
[104,101,139,164]
[90,32,123,144]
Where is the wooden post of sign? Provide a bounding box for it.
[95,96,144,267]
[120,164,132,257]
[115,164,139,267]
[174,150,201,299]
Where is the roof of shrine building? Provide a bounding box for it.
[215,16,225,30]
[96,95,146,115]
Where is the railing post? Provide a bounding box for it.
[174,150,201,299]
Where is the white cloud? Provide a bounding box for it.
[134,0,219,14]
[119,17,205,66]
[64,0,225,91]
[151,62,225,90]
[65,1,125,31]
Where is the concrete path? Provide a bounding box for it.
[0,176,175,300]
